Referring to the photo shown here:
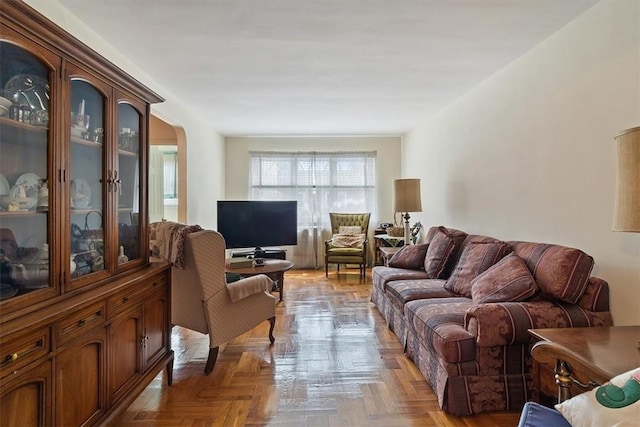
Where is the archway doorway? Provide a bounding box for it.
[149,115,186,223]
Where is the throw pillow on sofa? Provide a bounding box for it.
[388,243,429,270]
[511,242,594,304]
[444,241,512,297]
[423,226,457,279]
[471,253,538,303]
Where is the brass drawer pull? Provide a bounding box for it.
[78,319,85,327]
[5,353,18,362]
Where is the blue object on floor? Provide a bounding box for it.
[517,402,571,427]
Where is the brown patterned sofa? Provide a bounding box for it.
[371,226,613,416]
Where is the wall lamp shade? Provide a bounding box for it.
[394,179,422,213]
[613,126,640,232]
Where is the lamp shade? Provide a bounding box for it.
[613,126,640,232]
[394,178,422,213]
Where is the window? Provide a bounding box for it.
[250,151,376,226]
[163,150,178,199]
[250,151,376,267]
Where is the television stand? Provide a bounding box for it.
[232,247,286,260]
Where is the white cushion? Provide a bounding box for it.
[555,367,640,427]
[338,225,361,234]
[330,233,365,248]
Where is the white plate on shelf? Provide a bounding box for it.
[15,173,41,197]
[0,173,9,196]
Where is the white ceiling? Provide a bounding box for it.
[54,0,598,136]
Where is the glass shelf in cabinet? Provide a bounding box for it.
[71,135,103,148]
[0,116,49,133]
[0,210,47,217]
[118,149,137,157]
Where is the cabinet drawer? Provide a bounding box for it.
[0,328,50,380]
[108,274,167,318]
[55,301,106,346]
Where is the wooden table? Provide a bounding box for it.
[227,259,293,302]
[529,326,640,404]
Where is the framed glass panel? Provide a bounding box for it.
[70,80,105,278]
[117,103,141,264]
[0,41,51,298]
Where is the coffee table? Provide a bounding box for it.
[226,259,293,301]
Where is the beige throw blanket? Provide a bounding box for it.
[226,274,273,303]
[149,221,203,269]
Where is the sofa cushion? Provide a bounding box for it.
[386,279,453,309]
[444,241,512,297]
[371,266,430,291]
[424,226,458,279]
[471,253,538,304]
[405,298,476,363]
[388,243,429,270]
[510,242,594,304]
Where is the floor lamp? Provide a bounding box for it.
[394,179,422,245]
[613,126,639,233]
[613,126,639,349]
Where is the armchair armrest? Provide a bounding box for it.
[464,300,613,347]
[226,274,273,303]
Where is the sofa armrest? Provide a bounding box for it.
[226,274,273,302]
[464,301,613,347]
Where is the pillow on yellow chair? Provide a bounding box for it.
[331,234,365,248]
[338,226,361,234]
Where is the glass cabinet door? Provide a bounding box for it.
[116,101,144,267]
[69,77,108,286]
[0,41,53,301]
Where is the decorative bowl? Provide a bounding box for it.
[0,196,38,211]
[71,125,87,137]
[0,96,12,110]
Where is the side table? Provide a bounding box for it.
[373,234,405,265]
[529,326,640,404]
[379,247,402,266]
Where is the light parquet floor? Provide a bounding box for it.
[114,269,521,426]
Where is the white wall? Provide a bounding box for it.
[225,136,402,226]
[25,0,225,230]
[403,0,640,325]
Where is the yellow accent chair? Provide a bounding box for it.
[324,212,371,278]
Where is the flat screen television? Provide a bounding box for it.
[217,200,298,251]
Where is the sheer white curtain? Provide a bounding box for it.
[250,151,376,268]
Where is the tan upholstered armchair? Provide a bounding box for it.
[324,212,371,278]
[168,229,276,374]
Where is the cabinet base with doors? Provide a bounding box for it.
[0,262,173,427]
[0,2,173,426]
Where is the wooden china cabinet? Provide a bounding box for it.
[0,2,173,426]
